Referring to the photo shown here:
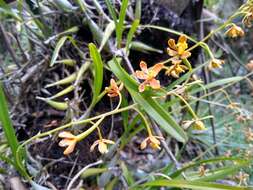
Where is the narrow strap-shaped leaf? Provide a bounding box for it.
[48,85,75,99]
[50,36,68,67]
[88,43,104,106]
[108,58,187,143]
[0,0,22,21]
[143,179,251,190]
[116,0,129,47]
[130,41,163,54]
[170,157,249,178]
[45,73,77,88]
[99,21,115,52]
[190,76,244,95]
[37,97,68,110]
[134,0,141,20]
[104,0,117,24]
[54,0,78,12]
[190,163,249,182]
[81,168,108,179]
[126,19,140,53]
[0,83,27,177]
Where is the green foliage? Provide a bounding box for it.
[1,0,253,189]
[109,58,188,143]
[89,43,104,107]
[0,83,28,178]
[143,179,251,190]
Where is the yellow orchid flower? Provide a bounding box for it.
[225,24,245,38]
[167,35,191,62]
[208,58,225,70]
[90,139,115,154]
[140,134,164,150]
[165,61,188,78]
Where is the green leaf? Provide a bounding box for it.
[50,36,68,67]
[116,0,128,47]
[0,154,15,167]
[0,0,21,21]
[190,164,249,182]
[108,58,187,143]
[89,43,104,106]
[143,179,251,190]
[121,162,134,185]
[0,168,6,174]
[81,168,108,179]
[121,93,129,131]
[75,0,86,12]
[104,0,117,25]
[48,85,75,99]
[170,157,249,178]
[105,177,118,190]
[54,0,77,12]
[76,62,91,83]
[54,59,77,66]
[134,0,141,20]
[126,19,140,53]
[45,73,77,88]
[99,21,115,51]
[130,41,163,54]
[0,82,28,177]
[37,97,68,110]
[190,76,244,95]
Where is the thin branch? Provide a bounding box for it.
[67,160,103,190]
[0,23,21,68]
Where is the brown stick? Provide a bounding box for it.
[0,24,21,68]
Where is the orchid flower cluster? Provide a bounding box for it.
[57,0,253,156]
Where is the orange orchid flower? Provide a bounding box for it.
[105,79,123,97]
[140,134,164,150]
[135,61,163,92]
[90,139,115,154]
[167,35,191,62]
[58,131,78,155]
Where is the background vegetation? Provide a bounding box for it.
[0,0,253,189]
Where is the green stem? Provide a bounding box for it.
[188,12,244,52]
[171,92,198,120]
[133,107,152,136]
